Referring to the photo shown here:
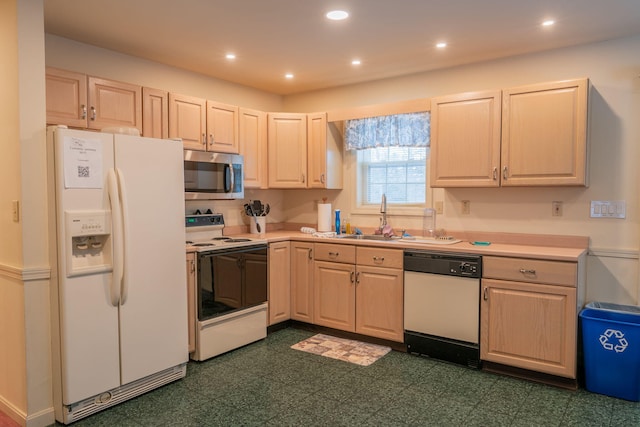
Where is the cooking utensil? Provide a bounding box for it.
[248,201,261,233]
[263,204,270,216]
[252,200,263,216]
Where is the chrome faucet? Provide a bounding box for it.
[379,193,387,231]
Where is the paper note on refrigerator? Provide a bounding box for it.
[63,136,103,189]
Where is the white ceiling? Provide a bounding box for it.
[44,0,640,95]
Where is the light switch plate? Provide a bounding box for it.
[590,200,625,218]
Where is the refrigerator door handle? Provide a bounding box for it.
[117,168,130,305]
[107,169,123,307]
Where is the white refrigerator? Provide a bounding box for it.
[47,126,188,424]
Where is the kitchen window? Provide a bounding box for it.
[346,112,430,210]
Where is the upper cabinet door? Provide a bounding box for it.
[169,93,206,151]
[46,67,88,128]
[501,79,589,186]
[239,108,268,189]
[88,77,142,132]
[430,90,502,187]
[142,87,168,139]
[206,101,239,153]
[307,112,328,188]
[268,113,307,188]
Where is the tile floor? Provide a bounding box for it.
[50,327,639,426]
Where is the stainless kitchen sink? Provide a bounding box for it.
[337,234,401,241]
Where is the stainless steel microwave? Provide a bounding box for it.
[184,150,244,200]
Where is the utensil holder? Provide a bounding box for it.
[250,217,266,235]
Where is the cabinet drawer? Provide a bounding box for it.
[357,247,403,269]
[483,256,576,287]
[314,243,355,264]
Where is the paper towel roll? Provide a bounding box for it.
[317,203,332,232]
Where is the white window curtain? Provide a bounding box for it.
[345,112,430,150]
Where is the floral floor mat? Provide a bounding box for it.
[290,333,391,366]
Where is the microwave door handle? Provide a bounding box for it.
[224,163,234,193]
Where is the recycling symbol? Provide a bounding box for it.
[599,329,628,353]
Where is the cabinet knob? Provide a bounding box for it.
[350,271,355,283]
[492,167,497,180]
[209,133,214,145]
[372,256,385,264]
[90,106,96,121]
[502,166,508,180]
[328,251,339,258]
[308,248,313,260]
[301,174,306,183]
[320,173,325,184]
[519,268,536,275]
[483,287,488,301]
[355,271,360,284]
[202,133,206,145]
[81,104,87,119]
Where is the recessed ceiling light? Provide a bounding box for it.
[351,59,361,66]
[285,73,294,79]
[326,10,349,20]
[436,42,447,49]
[225,53,236,60]
[542,19,555,27]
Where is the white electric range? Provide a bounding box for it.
[185,212,267,252]
[186,212,268,361]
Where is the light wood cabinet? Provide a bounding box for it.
[268,241,291,325]
[46,68,143,132]
[481,256,579,378]
[314,259,355,331]
[431,78,589,187]
[313,243,403,342]
[268,112,308,188]
[355,264,403,342]
[239,108,268,189]
[168,93,207,150]
[307,113,343,189]
[186,252,196,354]
[501,79,589,186]
[46,67,88,128]
[142,87,168,139]
[430,90,502,187]
[290,241,314,322]
[206,100,239,153]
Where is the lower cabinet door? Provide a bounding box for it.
[313,261,355,331]
[355,265,404,342]
[481,278,577,378]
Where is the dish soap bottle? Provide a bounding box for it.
[335,209,341,235]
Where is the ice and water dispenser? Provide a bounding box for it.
[64,210,112,277]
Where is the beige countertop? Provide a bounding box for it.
[233,230,587,262]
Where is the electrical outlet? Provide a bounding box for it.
[552,201,563,217]
[462,200,470,215]
[435,201,444,214]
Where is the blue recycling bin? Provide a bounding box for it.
[580,302,640,401]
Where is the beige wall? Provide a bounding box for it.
[0,0,28,422]
[1,1,53,426]
[45,34,284,113]
[283,36,640,305]
[44,34,640,306]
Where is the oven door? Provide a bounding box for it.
[197,245,267,322]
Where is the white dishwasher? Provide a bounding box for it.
[404,250,482,368]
